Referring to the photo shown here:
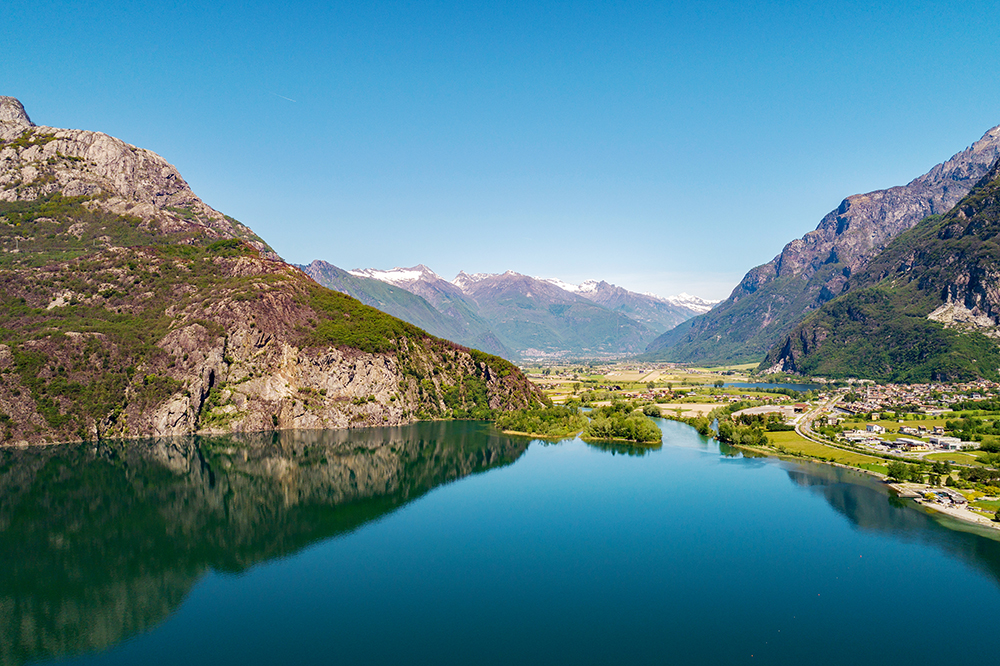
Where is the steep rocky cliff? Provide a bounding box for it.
[0,96,274,257]
[0,97,544,445]
[761,159,1000,381]
[646,123,1000,364]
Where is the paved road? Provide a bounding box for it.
[793,392,843,445]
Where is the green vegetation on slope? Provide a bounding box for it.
[0,195,273,440]
[308,286,425,354]
[766,286,1000,381]
[300,262,513,358]
[762,161,1000,382]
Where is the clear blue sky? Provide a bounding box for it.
[5,0,1000,299]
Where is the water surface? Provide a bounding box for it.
[2,419,998,665]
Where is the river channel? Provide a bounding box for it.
[2,419,998,665]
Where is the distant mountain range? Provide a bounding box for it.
[645,123,1000,365]
[300,262,718,359]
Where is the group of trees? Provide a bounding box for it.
[734,412,794,432]
[951,398,1000,412]
[494,405,588,438]
[494,400,661,444]
[944,416,1000,442]
[885,460,954,485]
[582,402,662,444]
[716,419,769,447]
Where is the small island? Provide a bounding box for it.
[495,401,661,445]
[581,402,662,444]
[494,405,589,439]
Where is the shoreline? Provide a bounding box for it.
[501,429,584,440]
[735,442,1000,535]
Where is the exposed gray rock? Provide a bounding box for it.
[0,97,277,259]
[0,97,32,127]
[646,122,1000,364]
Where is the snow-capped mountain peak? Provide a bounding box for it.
[664,292,719,314]
[538,277,581,292]
[348,264,441,285]
[452,271,491,292]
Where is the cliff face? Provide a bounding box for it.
[761,159,1000,382]
[646,123,1000,364]
[0,96,274,257]
[0,97,544,445]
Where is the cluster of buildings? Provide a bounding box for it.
[839,380,1000,416]
[921,488,969,507]
[839,423,974,455]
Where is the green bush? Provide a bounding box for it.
[495,406,587,438]
[582,403,661,443]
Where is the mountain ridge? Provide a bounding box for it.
[761,157,1000,382]
[299,260,512,358]
[311,264,715,358]
[645,122,1000,365]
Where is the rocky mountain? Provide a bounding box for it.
[298,261,512,358]
[318,264,712,358]
[0,425,528,665]
[0,96,543,445]
[449,270,658,357]
[645,123,1000,365]
[540,278,717,334]
[761,158,1000,382]
[346,264,509,355]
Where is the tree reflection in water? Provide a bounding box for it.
[0,422,527,666]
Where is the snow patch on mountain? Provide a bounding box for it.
[664,293,719,313]
[540,278,717,312]
[452,270,521,292]
[349,264,441,285]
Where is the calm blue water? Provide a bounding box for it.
[724,382,822,391]
[2,420,998,665]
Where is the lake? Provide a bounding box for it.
[2,419,999,665]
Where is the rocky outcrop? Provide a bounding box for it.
[0,96,275,258]
[646,123,1000,364]
[0,97,31,126]
[0,97,545,446]
[761,159,1000,382]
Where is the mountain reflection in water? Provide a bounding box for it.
[783,462,1000,585]
[0,422,527,666]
